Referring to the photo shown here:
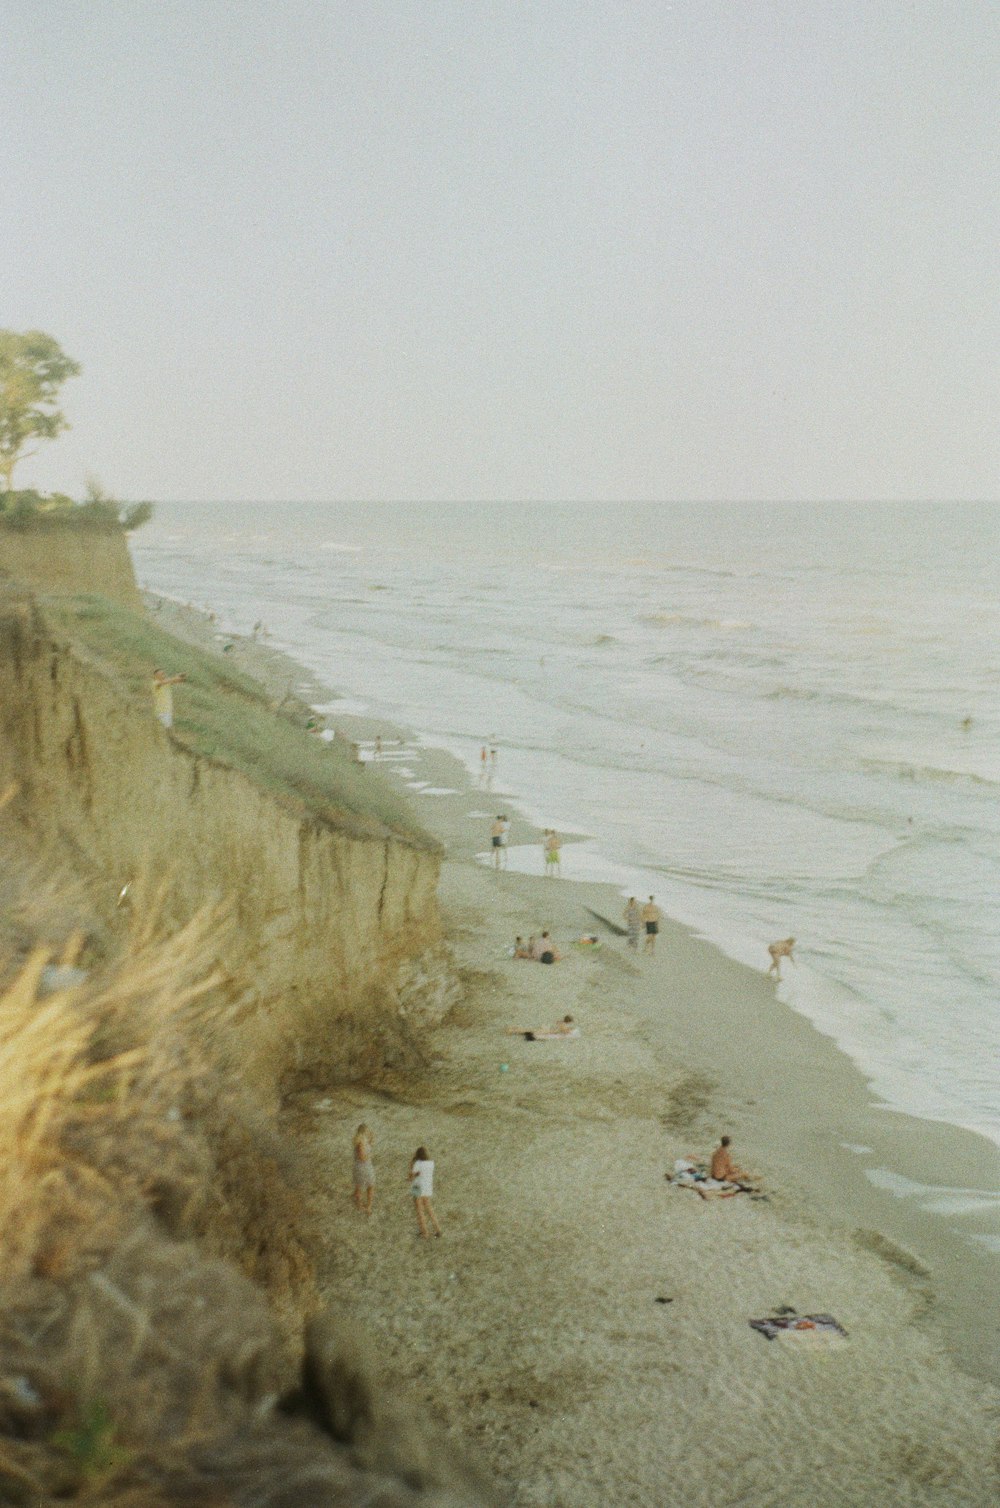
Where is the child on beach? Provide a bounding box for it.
[543,829,562,876]
[352,1124,375,1213]
[409,1146,441,1237]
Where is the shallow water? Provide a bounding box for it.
[132,501,1000,1165]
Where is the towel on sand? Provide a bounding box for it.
[750,1313,848,1343]
[670,1159,745,1196]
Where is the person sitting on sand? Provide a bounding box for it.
[409,1146,441,1238]
[710,1135,754,1187]
[767,937,795,979]
[512,936,532,959]
[506,1015,579,1041]
[352,1124,375,1214]
[531,930,562,963]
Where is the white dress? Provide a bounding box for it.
[411,1159,434,1197]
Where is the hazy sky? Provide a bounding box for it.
[4,1,998,502]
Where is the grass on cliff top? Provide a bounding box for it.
[49,595,434,848]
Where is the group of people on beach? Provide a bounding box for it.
[511,931,563,964]
[489,817,564,878]
[623,896,662,953]
[351,1125,441,1238]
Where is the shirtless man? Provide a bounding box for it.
[767,937,796,979]
[710,1135,753,1186]
[641,896,662,954]
[491,815,509,870]
[532,930,562,962]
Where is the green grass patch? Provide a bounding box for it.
[48,595,433,847]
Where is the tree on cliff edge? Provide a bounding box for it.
[0,330,80,495]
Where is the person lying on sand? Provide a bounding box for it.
[531,931,562,963]
[767,937,796,979]
[506,1015,579,1041]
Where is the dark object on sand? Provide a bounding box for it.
[750,1312,848,1342]
[654,1296,674,1305]
[584,906,629,937]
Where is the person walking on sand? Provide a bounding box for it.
[409,1146,441,1237]
[641,896,662,954]
[151,668,186,729]
[352,1124,375,1214]
[491,815,509,870]
[543,828,562,877]
[624,896,642,950]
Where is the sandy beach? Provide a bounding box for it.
[150,596,1000,1506]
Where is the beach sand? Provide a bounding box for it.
[149,596,1000,1506]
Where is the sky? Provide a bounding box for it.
[3,0,999,503]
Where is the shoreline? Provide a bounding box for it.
[147,592,1000,1502]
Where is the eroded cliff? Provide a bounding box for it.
[0,582,453,1104]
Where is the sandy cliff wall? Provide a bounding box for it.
[0,590,451,1102]
[0,521,141,607]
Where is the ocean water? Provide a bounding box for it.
[131,501,1000,1157]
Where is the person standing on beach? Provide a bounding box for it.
[641,895,662,954]
[151,668,186,729]
[491,815,509,870]
[409,1146,441,1237]
[352,1124,375,1214]
[543,828,562,877]
[623,896,642,950]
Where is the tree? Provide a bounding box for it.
[0,330,81,494]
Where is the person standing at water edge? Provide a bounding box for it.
[491,815,509,870]
[151,668,185,729]
[641,896,661,954]
[543,828,561,876]
[409,1146,441,1237]
[623,896,642,950]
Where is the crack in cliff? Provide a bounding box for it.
[378,841,390,921]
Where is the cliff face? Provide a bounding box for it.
[0,521,142,607]
[0,589,452,1103]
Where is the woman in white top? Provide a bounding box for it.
[409,1146,441,1238]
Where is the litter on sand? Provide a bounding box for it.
[749,1312,848,1344]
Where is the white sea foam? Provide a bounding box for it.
[133,500,1000,1157]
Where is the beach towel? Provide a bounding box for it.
[669,1160,745,1196]
[749,1313,848,1343]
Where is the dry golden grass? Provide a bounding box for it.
[0,840,494,1504]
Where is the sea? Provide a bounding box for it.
[131,501,1000,1172]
